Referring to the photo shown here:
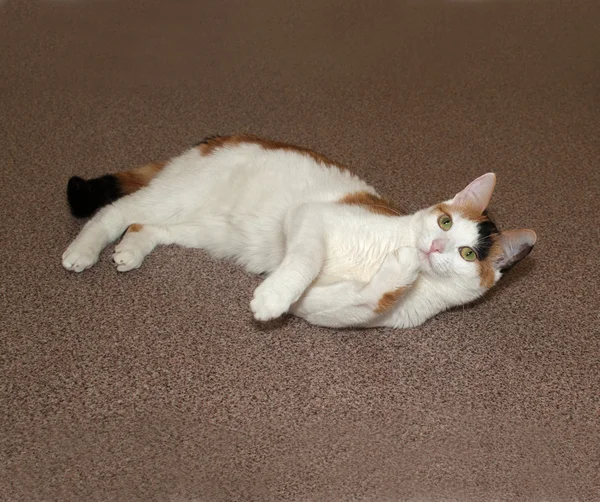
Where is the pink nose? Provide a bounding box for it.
[429,238,446,253]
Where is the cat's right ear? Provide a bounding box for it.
[494,229,537,272]
[452,173,496,214]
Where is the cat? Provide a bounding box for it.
[62,134,536,328]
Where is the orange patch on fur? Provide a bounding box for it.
[375,287,408,314]
[127,223,143,233]
[196,134,345,170]
[435,202,487,223]
[196,137,227,155]
[339,191,403,216]
[116,161,166,195]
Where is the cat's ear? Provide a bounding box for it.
[452,173,496,214]
[494,229,537,272]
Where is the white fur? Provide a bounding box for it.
[62,142,527,328]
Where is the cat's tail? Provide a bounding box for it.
[67,161,166,218]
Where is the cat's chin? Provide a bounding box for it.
[418,250,447,278]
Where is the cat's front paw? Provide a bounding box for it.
[392,246,420,283]
[250,284,291,322]
[62,245,98,272]
[378,247,420,287]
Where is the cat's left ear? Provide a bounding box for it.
[452,173,496,214]
[493,229,537,272]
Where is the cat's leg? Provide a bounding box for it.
[62,191,162,272]
[111,223,207,271]
[63,204,129,272]
[250,203,326,321]
[111,224,173,272]
[291,247,420,328]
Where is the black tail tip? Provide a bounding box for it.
[67,176,96,218]
[66,174,122,218]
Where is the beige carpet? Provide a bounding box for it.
[1,0,598,500]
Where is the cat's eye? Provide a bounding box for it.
[460,247,477,262]
[438,214,452,231]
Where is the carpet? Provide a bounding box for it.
[1,0,598,500]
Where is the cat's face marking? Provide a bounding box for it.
[417,203,496,287]
[417,173,536,291]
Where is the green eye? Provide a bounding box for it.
[438,214,453,231]
[460,247,477,262]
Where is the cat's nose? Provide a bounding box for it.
[429,238,446,253]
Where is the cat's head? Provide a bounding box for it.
[416,173,536,292]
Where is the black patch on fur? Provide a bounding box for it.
[67,175,123,218]
[474,217,499,260]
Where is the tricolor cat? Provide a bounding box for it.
[62,134,536,328]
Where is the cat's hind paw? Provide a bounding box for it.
[62,245,98,272]
[250,286,290,322]
[112,243,145,272]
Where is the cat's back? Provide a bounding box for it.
[186,135,373,205]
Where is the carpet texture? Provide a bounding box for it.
[1,0,599,500]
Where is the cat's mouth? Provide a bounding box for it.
[418,249,438,273]
[418,249,432,264]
